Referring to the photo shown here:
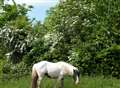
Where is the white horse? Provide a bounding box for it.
[32,61,80,88]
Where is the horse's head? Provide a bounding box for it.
[73,69,80,84]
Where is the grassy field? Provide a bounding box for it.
[0,76,120,88]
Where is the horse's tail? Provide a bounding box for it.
[32,65,38,88]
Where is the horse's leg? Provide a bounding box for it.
[37,77,42,88]
[60,78,64,88]
[52,79,57,88]
[54,75,63,88]
[52,78,60,88]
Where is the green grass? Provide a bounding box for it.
[0,76,120,88]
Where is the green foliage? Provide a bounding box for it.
[0,0,4,5]
[1,0,120,79]
[2,62,30,79]
[0,0,33,78]
[44,0,120,78]
[0,26,33,64]
[0,1,33,64]
[0,59,5,78]
[22,22,49,65]
[0,0,32,28]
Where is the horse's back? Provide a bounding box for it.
[33,61,62,78]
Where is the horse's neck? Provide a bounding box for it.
[57,62,74,75]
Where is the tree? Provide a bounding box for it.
[0,0,33,63]
[0,0,33,28]
[44,0,120,77]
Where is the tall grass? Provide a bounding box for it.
[0,76,120,88]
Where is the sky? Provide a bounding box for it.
[5,0,59,22]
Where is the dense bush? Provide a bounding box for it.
[0,59,5,78]
[44,0,120,78]
[2,62,30,79]
[1,0,120,79]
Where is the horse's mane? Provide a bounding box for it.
[57,61,77,69]
[56,61,78,75]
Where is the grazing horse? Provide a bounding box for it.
[32,61,80,88]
